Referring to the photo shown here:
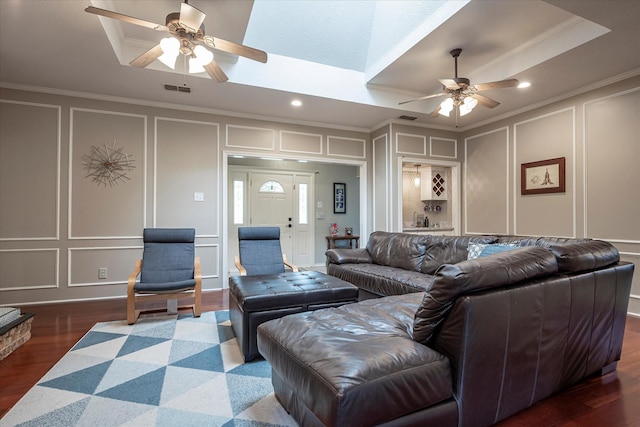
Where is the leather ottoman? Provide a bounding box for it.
[228,270,358,361]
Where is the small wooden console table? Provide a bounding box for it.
[326,235,360,250]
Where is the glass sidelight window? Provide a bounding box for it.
[299,183,308,224]
[233,180,244,224]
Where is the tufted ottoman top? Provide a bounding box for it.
[229,271,358,311]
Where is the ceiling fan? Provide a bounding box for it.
[399,48,519,117]
[85,1,268,83]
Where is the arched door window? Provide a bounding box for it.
[258,180,285,193]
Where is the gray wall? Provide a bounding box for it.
[461,76,640,316]
[0,88,369,305]
[1,75,639,315]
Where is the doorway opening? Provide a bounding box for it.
[224,154,367,281]
[398,157,461,235]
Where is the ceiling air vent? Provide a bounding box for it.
[164,84,191,93]
[398,115,417,121]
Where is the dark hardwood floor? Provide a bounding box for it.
[1,290,639,426]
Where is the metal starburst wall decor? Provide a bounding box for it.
[82,141,135,187]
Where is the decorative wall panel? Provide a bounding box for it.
[584,89,640,242]
[69,108,146,239]
[0,249,58,291]
[430,137,457,158]
[280,130,323,154]
[514,108,575,237]
[155,118,219,235]
[327,136,366,158]
[396,133,426,155]
[196,244,219,278]
[69,246,141,287]
[373,134,389,231]
[465,128,509,234]
[226,125,274,150]
[621,252,640,316]
[0,100,60,240]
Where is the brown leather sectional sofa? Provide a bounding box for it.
[257,232,635,426]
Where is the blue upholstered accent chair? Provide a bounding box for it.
[234,226,298,276]
[127,228,202,324]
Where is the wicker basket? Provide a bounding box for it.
[0,313,34,361]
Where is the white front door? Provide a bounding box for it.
[228,168,315,272]
[250,172,294,258]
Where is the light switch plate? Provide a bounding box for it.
[194,192,204,202]
[317,201,323,208]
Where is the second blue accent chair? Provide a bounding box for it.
[234,226,298,276]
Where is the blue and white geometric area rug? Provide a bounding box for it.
[1,311,297,427]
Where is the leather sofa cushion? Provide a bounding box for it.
[549,240,619,273]
[367,231,427,272]
[413,246,558,344]
[421,235,497,274]
[325,247,372,265]
[257,293,454,426]
[328,263,435,296]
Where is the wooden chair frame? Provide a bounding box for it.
[127,257,202,324]
[234,254,298,276]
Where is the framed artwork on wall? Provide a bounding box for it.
[334,182,346,213]
[521,157,566,195]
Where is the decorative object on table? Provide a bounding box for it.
[334,182,346,213]
[345,227,353,236]
[521,157,566,195]
[330,223,338,236]
[82,140,135,187]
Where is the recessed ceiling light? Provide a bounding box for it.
[518,81,531,89]
[291,99,302,107]
[298,160,308,163]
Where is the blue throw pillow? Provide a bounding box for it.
[479,243,519,258]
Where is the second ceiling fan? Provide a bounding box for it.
[400,48,519,117]
[85,1,268,83]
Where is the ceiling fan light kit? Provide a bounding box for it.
[85,1,268,84]
[401,48,519,118]
[158,37,180,69]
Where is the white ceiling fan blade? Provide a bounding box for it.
[202,36,268,63]
[429,105,442,117]
[439,79,461,90]
[471,79,520,91]
[179,2,206,33]
[130,44,164,68]
[398,92,446,105]
[85,6,169,32]
[472,93,501,108]
[203,60,229,83]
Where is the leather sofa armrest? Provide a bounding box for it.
[325,248,372,265]
[549,240,619,273]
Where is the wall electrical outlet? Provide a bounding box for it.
[98,268,107,279]
[194,192,204,202]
